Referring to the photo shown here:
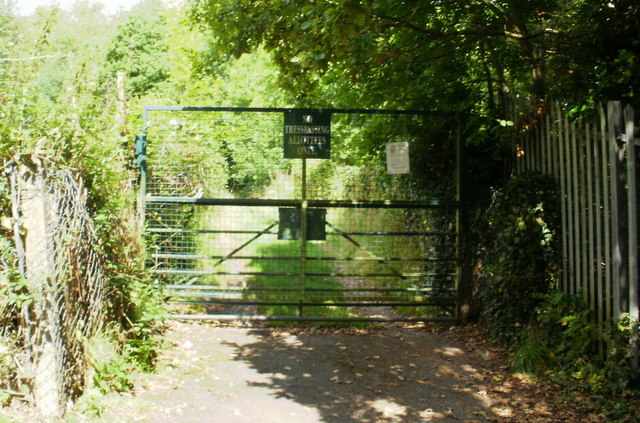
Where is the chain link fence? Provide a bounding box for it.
[2,160,108,417]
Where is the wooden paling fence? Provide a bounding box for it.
[514,101,638,335]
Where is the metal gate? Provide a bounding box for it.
[137,106,463,322]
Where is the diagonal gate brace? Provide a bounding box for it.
[326,221,407,280]
[214,221,279,267]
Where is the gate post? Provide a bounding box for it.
[136,107,149,226]
[456,114,472,321]
[299,157,308,317]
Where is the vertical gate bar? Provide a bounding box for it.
[300,157,308,316]
[624,105,638,368]
[456,117,462,320]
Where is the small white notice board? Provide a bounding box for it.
[386,142,410,174]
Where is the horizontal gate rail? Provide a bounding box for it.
[169,300,456,307]
[147,228,457,237]
[152,269,456,278]
[166,285,447,293]
[151,254,455,262]
[145,196,461,209]
[143,105,454,116]
[167,314,457,323]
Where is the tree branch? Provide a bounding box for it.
[0,54,71,62]
[372,11,503,38]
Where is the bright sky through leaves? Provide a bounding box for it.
[15,0,141,15]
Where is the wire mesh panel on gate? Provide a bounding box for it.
[140,107,461,321]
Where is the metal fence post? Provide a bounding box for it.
[608,101,629,319]
[624,105,638,368]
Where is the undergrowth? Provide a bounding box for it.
[512,291,639,420]
[478,171,561,345]
[478,171,639,420]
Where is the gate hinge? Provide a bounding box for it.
[135,135,147,167]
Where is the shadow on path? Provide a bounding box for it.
[217,325,496,422]
[90,322,556,423]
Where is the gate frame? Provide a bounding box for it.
[137,106,469,322]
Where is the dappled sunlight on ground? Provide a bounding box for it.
[1,321,598,422]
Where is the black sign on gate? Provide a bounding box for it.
[284,109,331,159]
[277,208,327,241]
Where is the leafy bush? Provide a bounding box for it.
[513,291,639,419]
[478,171,561,345]
[512,291,597,374]
[601,314,639,394]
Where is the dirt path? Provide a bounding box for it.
[66,320,586,423]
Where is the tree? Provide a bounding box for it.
[545,1,640,107]
[104,14,170,98]
[189,0,639,110]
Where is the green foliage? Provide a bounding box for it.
[0,335,18,407]
[189,0,640,125]
[511,291,639,418]
[601,314,640,393]
[0,4,168,409]
[479,171,561,345]
[512,291,596,374]
[546,1,640,108]
[104,15,170,97]
[189,0,479,109]
[86,331,136,394]
[0,235,27,403]
[121,279,165,371]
